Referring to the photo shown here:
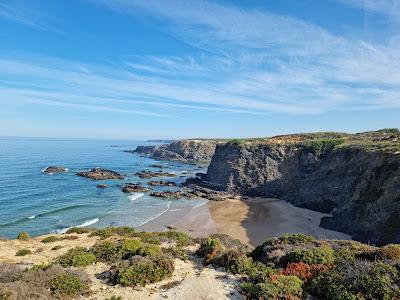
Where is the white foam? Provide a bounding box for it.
[193,201,208,209]
[128,193,144,201]
[139,201,171,226]
[28,215,36,219]
[55,218,99,234]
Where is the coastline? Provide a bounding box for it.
[138,197,351,246]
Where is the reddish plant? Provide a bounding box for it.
[281,262,332,281]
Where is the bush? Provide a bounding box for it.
[117,256,174,286]
[307,260,400,300]
[216,250,253,274]
[196,238,224,264]
[241,275,303,299]
[105,296,123,300]
[163,246,188,261]
[91,240,122,263]
[285,246,335,265]
[120,239,142,258]
[158,231,192,247]
[137,244,163,258]
[375,244,400,261]
[0,264,24,283]
[376,128,400,134]
[280,233,315,245]
[16,232,30,240]
[281,262,332,281]
[303,138,344,153]
[15,249,31,256]
[48,272,90,297]
[229,139,245,146]
[132,232,161,244]
[89,227,135,239]
[57,247,96,267]
[41,236,60,243]
[65,227,92,234]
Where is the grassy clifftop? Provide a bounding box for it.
[1,228,400,299]
[226,128,400,153]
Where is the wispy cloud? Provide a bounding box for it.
[339,0,400,16]
[0,0,61,32]
[2,0,400,119]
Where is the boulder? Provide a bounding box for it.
[121,183,150,193]
[43,166,66,174]
[76,168,124,180]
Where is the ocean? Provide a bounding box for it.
[0,137,208,238]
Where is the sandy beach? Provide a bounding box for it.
[139,197,351,246]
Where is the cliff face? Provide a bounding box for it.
[135,139,223,163]
[203,131,400,245]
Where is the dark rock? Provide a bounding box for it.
[135,170,176,179]
[202,131,400,245]
[150,191,182,199]
[96,184,109,189]
[148,181,177,187]
[121,183,150,193]
[43,166,66,174]
[134,140,225,163]
[76,168,124,180]
[150,164,168,169]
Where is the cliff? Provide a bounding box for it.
[134,139,224,163]
[202,130,400,245]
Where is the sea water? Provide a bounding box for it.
[0,137,208,238]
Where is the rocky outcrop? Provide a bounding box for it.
[200,131,400,245]
[132,140,224,163]
[135,170,176,179]
[121,183,150,193]
[149,184,237,201]
[77,168,124,180]
[43,166,66,174]
[96,184,109,189]
[148,181,177,187]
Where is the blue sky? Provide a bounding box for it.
[0,0,399,139]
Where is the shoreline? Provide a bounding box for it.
[138,197,351,246]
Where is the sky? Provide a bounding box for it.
[0,0,399,139]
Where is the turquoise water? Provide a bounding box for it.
[0,137,207,238]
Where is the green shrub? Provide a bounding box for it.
[65,227,92,234]
[91,240,122,263]
[137,244,163,258]
[117,256,174,286]
[307,260,400,300]
[132,232,161,244]
[376,128,400,134]
[303,138,344,153]
[280,233,315,244]
[285,246,335,265]
[120,239,142,258]
[16,232,30,240]
[375,244,400,261]
[56,247,96,267]
[229,139,245,146]
[41,236,60,243]
[241,275,303,299]
[48,273,89,297]
[163,246,188,261]
[89,227,135,239]
[158,231,192,247]
[15,249,31,256]
[196,238,224,264]
[216,250,253,274]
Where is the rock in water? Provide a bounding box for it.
[135,170,176,179]
[121,183,150,193]
[96,184,109,189]
[150,191,182,199]
[147,181,177,186]
[76,168,124,180]
[43,166,66,174]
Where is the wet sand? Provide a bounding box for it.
[139,197,351,247]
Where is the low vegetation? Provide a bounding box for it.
[16,231,30,240]
[15,249,31,256]
[3,228,400,299]
[196,233,400,300]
